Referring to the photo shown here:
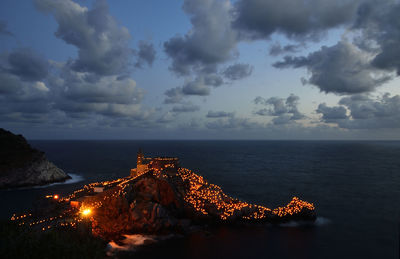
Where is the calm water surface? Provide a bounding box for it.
[0,140,399,258]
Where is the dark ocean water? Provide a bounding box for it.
[1,140,399,258]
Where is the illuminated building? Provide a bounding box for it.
[10,152,315,235]
[131,149,179,177]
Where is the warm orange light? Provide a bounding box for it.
[53,195,59,200]
[81,209,91,216]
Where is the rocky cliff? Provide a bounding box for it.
[85,167,316,239]
[0,128,70,189]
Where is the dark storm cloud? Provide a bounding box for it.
[273,40,392,94]
[34,0,133,76]
[317,93,400,129]
[0,21,13,37]
[6,48,49,81]
[134,41,156,68]
[163,0,238,76]
[254,94,305,125]
[233,0,359,40]
[172,103,200,113]
[206,111,234,118]
[222,63,253,81]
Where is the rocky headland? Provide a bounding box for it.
[76,166,316,240]
[9,153,316,257]
[0,128,70,189]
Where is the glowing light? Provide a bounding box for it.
[81,208,92,216]
[10,155,315,233]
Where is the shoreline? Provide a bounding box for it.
[0,173,84,191]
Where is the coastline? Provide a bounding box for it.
[1,173,84,191]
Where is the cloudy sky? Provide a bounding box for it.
[1,0,400,139]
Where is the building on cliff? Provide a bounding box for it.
[130,149,179,177]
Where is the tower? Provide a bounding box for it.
[137,148,144,166]
[136,148,149,175]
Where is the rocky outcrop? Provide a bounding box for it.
[89,167,316,239]
[0,128,70,189]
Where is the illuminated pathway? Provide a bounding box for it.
[178,167,315,221]
[11,166,315,232]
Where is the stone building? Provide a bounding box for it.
[130,149,179,177]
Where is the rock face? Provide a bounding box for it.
[0,128,70,189]
[89,167,316,239]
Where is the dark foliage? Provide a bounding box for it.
[0,221,107,259]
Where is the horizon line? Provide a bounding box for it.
[28,138,400,141]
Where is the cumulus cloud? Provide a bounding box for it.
[316,103,348,123]
[233,0,359,40]
[34,0,132,76]
[204,74,224,87]
[5,0,400,139]
[254,94,305,124]
[270,1,400,95]
[269,43,302,56]
[317,93,400,129]
[206,110,234,118]
[0,1,155,127]
[0,72,52,124]
[164,87,184,104]
[0,0,164,129]
[164,77,211,104]
[222,63,253,80]
[52,67,146,119]
[181,78,210,96]
[273,40,392,94]
[206,116,263,130]
[163,73,225,104]
[134,41,156,68]
[164,0,238,76]
[5,48,49,81]
[0,48,54,124]
[353,0,400,75]
[0,72,21,95]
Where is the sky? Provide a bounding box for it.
[1,0,400,140]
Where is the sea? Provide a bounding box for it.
[0,140,399,259]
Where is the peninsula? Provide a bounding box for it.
[11,150,316,242]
